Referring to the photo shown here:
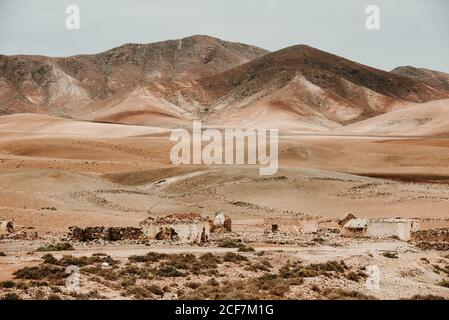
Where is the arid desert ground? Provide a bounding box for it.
[1,113,449,300]
[1,35,449,300]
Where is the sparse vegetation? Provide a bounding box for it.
[0,246,441,301]
[1,293,21,300]
[0,280,15,288]
[409,294,446,300]
[324,288,376,300]
[218,240,246,248]
[223,252,248,263]
[345,271,361,282]
[128,252,167,263]
[381,251,398,259]
[437,280,449,288]
[238,246,255,252]
[155,265,185,277]
[36,243,74,252]
[433,264,449,275]
[147,284,164,296]
[14,265,67,281]
[279,260,348,279]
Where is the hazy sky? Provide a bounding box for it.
[0,0,448,72]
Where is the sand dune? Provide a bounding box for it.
[336,99,449,136]
[0,113,169,138]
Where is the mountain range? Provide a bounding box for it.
[1,35,449,134]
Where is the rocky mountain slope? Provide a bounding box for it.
[1,35,448,131]
[0,35,268,119]
[392,66,449,92]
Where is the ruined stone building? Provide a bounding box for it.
[264,216,319,234]
[68,226,144,242]
[0,220,14,237]
[341,218,419,241]
[140,213,211,244]
[211,211,232,232]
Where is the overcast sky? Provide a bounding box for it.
[0,0,448,72]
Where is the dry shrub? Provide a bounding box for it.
[324,288,376,300]
[381,251,398,259]
[280,260,349,279]
[36,243,74,252]
[14,265,66,280]
[155,265,185,277]
[409,294,446,300]
[42,253,119,267]
[218,240,246,248]
[1,293,21,300]
[437,280,449,288]
[147,284,164,296]
[223,252,248,263]
[0,280,15,288]
[128,252,167,263]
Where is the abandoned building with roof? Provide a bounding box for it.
[341,218,419,241]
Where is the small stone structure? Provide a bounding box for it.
[338,213,357,227]
[341,219,368,237]
[264,216,318,234]
[211,211,232,232]
[140,213,211,244]
[68,226,144,242]
[342,218,419,241]
[0,220,14,236]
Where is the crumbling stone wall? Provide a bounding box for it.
[68,226,144,242]
[412,228,449,242]
[264,216,318,234]
[338,213,357,227]
[0,220,14,237]
[211,211,232,232]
